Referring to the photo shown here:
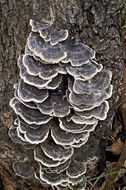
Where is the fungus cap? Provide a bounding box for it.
[51,123,90,147]
[75,101,109,120]
[61,41,95,66]
[17,119,49,144]
[59,117,98,133]
[49,29,68,45]
[66,159,87,178]
[37,92,70,117]
[41,141,74,161]
[27,32,67,63]
[18,56,51,89]
[10,97,52,125]
[67,85,113,111]
[17,79,48,103]
[34,146,66,167]
[12,160,34,178]
[23,54,63,80]
[66,60,103,81]
[73,70,112,94]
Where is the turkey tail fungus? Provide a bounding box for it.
[9,19,113,190]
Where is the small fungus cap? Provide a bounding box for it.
[61,40,95,66]
[10,97,52,125]
[12,160,34,178]
[66,60,103,81]
[27,32,67,63]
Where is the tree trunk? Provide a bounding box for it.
[0,0,125,189]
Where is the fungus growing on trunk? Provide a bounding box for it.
[9,19,113,190]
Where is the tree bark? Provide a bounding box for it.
[0,0,125,189]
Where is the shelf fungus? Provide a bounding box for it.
[12,160,34,178]
[61,40,95,66]
[23,54,66,79]
[30,19,68,45]
[27,32,67,63]
[66,59,103,81]
[9,19,113,190]
[36,90,70,117]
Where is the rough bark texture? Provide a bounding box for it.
[0,0,125,189]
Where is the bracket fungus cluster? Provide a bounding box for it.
[9,19,113,190]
